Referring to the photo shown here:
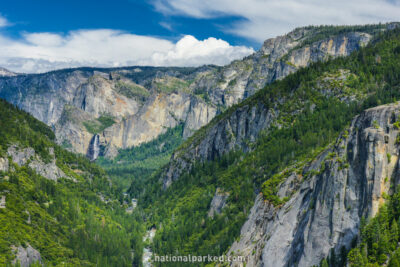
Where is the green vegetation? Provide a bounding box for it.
[83,114,115,134]
[2,25,400,266]
[347,187,400,266]
[132,27,400,266]
[0,99,55,162]
[373,120,380,129]
[394,120,400,130]
[193,88,212,103]
[298,24,389,48]
[115,81,150,99]
[97,124,184,192]
[280,24,390,64]
[262,171,290,206]
[228,79,237,87]
[154,77,190,94]
[0,99,144,266]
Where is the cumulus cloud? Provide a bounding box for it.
[152,0,400,42]
[150,35,253,66]
[0,29,253,73]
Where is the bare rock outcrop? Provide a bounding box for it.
[0,25,383,160]
[7,146,65,181]
[228,102,400,267]
[12,244,42,267]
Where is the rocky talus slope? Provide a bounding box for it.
[228,102,400,266]
[0,25,383,160]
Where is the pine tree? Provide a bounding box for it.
[321,258,329,267]
[348,248,365,267]
[391,219,399,250]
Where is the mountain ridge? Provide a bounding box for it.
[0,23,390,162]
[1,23,400,267]
[135,25,400,267]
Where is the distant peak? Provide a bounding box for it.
[0,67,17,77]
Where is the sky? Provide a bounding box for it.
[0,0,399,73]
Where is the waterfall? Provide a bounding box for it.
[87,134,100,161]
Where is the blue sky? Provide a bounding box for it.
[0,0,399,73]
[0,0,249,46]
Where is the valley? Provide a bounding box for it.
[1,22,400,267]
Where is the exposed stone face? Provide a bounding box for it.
[163,102,276,188]
[0,69,216,159]
[160,27,385,188]
[0,70,90,126]
[7,145,65,181]
[227,102,400,267]
[192,29,372,108]
[208,188,230,218]
[0,157,8,172]
[12,244,42,267]
[182,96,217,138]
[0,26,377,160]
[0,67,16,77]
[54,104,94,155]
[102,93,191,150]
[72,75,139,119]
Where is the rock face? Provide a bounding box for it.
[7,146,65,181]
[163,102,275,188]
[208,188,230,218]
[87,134,101,161]
[227,102,400,267]
[160,24,400,188]
[100,93,217,157]
[189,29,371,109]
[0,68,217,160]
[0,157,8,172]
[12,244,42,267]
[0,25,380,160]
[0,67,17,77]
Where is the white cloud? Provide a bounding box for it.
[150,35,253,66]
[159,21,173,31]
[0,15,8,28]
[0,29,253,73]
[152,0,400,42]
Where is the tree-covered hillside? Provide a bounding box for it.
[0,99,144,266]
[133,27,400,266]
[97,124,184,192]
[2,23,400,267]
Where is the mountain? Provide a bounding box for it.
[0,24,386,162]
[2,23,400,267]
[0,99,144,266]
[228,102,400,266]
[133,25,400,266]
[0,68,16,77]
[160,23,397,188]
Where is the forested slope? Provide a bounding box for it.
[136,26,400,266]
[0,99,144,266]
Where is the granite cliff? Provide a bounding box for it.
[228,103,400,266]
[0,25,381,160]
[141,24,400,267]
[160,24,396,188]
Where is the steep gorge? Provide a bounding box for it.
[139,24,400,267]
[1,23,400,267]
